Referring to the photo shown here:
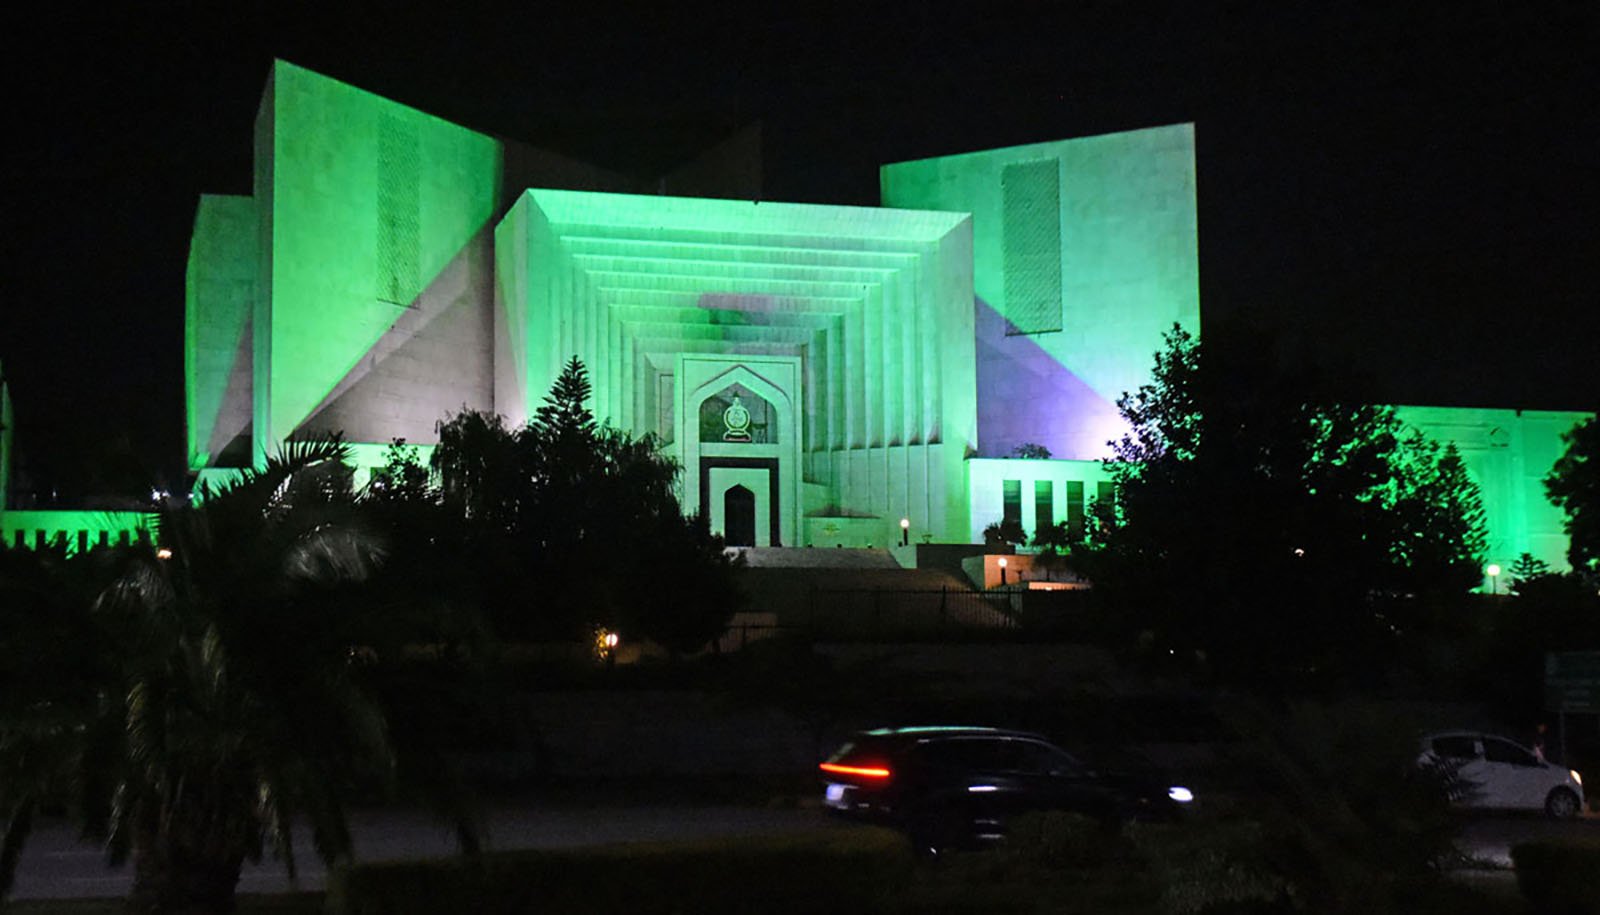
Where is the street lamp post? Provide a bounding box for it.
[1487,563,1501,595]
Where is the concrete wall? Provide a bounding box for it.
[2,510,154,555]
[184,61,643,475]
[255,61,503,452]
[191,63,1204,548]
[186,195,257,469]
[1396,405,1592,577]
[496,189,975,542]
[881,124,1201,462]
[966,457,1112,545]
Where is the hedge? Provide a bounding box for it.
[1511,836,1600,915]
[325,826,911,915]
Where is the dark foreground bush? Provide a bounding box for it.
[325,827,910,915]
[1512,837,1600,915]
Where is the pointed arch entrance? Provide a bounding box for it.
[676,355,801,548]
[723,485,756,547]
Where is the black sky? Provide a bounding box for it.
[2,2,1595,503]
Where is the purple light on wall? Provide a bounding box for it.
[974,297,1126,460]
[696,293,782,315]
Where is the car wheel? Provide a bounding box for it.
[1545,787,1580,820]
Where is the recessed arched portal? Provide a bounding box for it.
[706,464,774,546]
[677,356,801,547]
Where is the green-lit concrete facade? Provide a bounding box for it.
[180,61,1589,562]
[494,189,975,544]
[2,511,154,556]
[882,128,1202,465]
[1397,406,1591,580]
[186,61,1196,546]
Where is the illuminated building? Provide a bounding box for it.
[176,60,1584,577]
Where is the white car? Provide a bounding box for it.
[1420,731,1585,818]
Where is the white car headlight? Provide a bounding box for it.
[1570,770,1582,788]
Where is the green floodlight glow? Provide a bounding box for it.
[186,195,256,470]
[184,62,1217,547]
[1396,405,1592,575]
[881,124,1201,464]
[253,61,502,455]
[496,187,976,544]
[1,510,154,556]
[173,63,1596,564]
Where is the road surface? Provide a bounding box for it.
[10,804,837,900]
[10,804,1594,900]
[1456,809,1599,867]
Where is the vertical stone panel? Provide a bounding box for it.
[1000,158,1063,335]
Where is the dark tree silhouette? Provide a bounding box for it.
[1080,324,1487,688]
[0,438,480,913]
[430,358,741,651]
[1546,414,1599,573]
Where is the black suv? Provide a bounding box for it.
[820,726,1193,850]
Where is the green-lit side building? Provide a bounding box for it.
[0,358,155,552]
[180,60,1588,578]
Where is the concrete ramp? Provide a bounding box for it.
[730,547,902,569]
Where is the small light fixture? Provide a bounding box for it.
[899,517,910,547]
[998,556,1008,585]
[1487,563,1501,594]
[156,547,173,560]
[595,628,621,664]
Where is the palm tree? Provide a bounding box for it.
[1,438,479,913]
[0,537,107,901]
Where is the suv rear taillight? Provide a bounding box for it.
[819,762,892,780]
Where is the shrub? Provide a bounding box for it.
[1001,811,1123,868]
[1129,818,1291,914]
[892,813,1155,914]
[325,827,910,915]
[1512,837,1600,915]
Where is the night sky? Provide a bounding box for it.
[2,3,1594,504]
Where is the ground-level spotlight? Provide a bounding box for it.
[156,547,173,560]
[594,628,621,665]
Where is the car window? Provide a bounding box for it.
[1014,740,1084,776]
[920,738,1009,770]
[1430,736,1478,760]
[920,738,1085,775]
[1483,738,1539,767]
